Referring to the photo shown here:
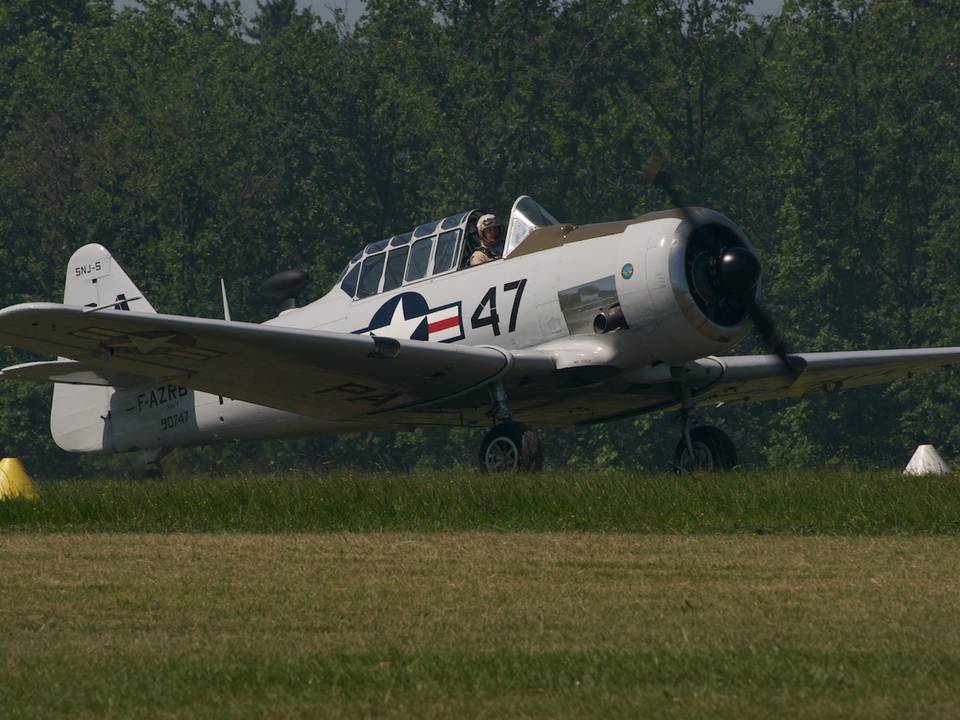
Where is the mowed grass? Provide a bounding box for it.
[2,533,960,719]
[1,469,959,533]
[4,473,960,717]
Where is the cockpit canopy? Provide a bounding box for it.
[335,196,558,300]
[503,195,559,257]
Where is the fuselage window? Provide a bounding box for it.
[433,230,460,275]
[383,246,409,292]
[356,252,386,299]
[405,236,434,283]
[340,262,360,298]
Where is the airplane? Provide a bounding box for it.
[1,190,959,475]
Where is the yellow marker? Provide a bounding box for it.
[0,458,39,501]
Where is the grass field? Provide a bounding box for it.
[1,469,960,533]
[3,533,960,719]
[2,471,960,718]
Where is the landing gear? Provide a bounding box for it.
[479,421,544,473]
[478,382,543,473]
[143,463,165,479]
[142,447,170,479]
[674,385,737,472]
[674,426,737,472]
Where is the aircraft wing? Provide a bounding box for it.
[0,303,555,421]
[698,348,960,406]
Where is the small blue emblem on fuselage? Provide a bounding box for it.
[621,263,634,280]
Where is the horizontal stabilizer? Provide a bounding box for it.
[1,360,153,388]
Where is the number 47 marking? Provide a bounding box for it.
[470,279,527,336]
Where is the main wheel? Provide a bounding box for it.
[479,421,544,473]
[674,426,737,472]
[142,463,165,480]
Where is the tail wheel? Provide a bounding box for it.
[479,421,544,473]
[674,426,737,472]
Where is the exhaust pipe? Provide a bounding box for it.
[593,304,628,334]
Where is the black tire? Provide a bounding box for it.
[673,426,737,472]
[142,464,165,480]
[479,421,544,473]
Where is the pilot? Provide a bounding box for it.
[467,214,504,267]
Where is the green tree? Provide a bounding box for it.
[248,0,304,42]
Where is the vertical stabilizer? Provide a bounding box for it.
[63,244,156,312]
[51,245,156,453]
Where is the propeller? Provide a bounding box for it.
[643,153,799,379]
[258,269,309,312]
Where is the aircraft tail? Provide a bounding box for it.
[51,244,156,452]
[62,243,156,312]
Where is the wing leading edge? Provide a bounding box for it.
[699,348,960,406]
[0,303,555,421]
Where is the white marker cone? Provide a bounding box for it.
[904,445,952,476]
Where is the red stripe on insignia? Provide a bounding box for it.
[428,316,460,333]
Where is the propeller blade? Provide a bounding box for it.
[643,154,698,227]
[743,296,800,379]
[643,152,800,381]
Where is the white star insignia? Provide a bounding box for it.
[110,333,180,354]
[363,301,426,340]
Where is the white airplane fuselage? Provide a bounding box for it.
[94,210,750,455]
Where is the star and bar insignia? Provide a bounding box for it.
[353,292,464,343]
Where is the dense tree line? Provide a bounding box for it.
[0,0,958,476]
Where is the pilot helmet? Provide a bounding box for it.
[477,214,500,233]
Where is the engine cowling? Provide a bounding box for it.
[616,208,759,364]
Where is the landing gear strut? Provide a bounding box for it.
[478,382,543,473]
[673,387,737,472]
[143,447,170,479]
